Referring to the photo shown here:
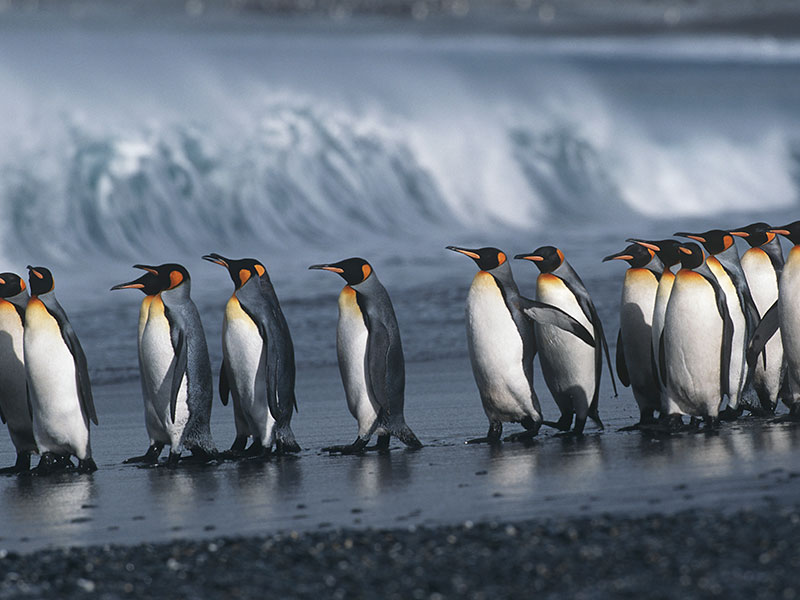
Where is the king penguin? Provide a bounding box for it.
[603,243,663,429]
[309,258,422,453]
[674,229,760,417]
[129,263,216,464]
[203,253,300,457]
[661,243,733,429]
[729,222,784,414]
[0,273,35,473]
[110,270,168,464]
[24,266,98,473]
[626,238,684,420]
[515,247,616,435]
[447,246,594,444]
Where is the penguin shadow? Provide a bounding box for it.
[223,452,304,503]
[0,329,22,374]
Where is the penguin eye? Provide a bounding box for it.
[361,264,372,281]
[254,264,266,277]
[239,269,252,286]
[496,252,506,265]
[169,270,183,289]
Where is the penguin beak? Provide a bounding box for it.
[446,246,481,260]
[514,253,543,262]
[308,264,344,274]
[27,266,44,279]
[771,227,791,236]
[729,230,750,238]
[626,239,662,252]
[110,279,145,291]
[602,251,633,262]
[202,253,229,268]
[674,232,706,243]
[133,264,159,275]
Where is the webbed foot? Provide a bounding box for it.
[123,443,164,465]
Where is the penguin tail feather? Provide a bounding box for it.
[589,407,604,430]
[276,426,301,453]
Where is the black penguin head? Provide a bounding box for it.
[677,242,705,270]
[602,244,655,268]
[771,221,800,245]
[202,253,267,289]
[514,246,564,274]
[133,263,190,291]
[308,258,373,286]
[674,229,735,255]
[0,273,26,298]
[728,222,774,248]
[27,266,54,296]
[110,271,161,295]
[446,246,508,272]
[626,238,683,268]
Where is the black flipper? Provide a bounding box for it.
[698,266,734,399]
[45,300,98,426]
[219,359,230,406]
[659,331,667,386]
[616,328,630,388]
[521,299,595,347]
[165,316,187,424]
[746,301,779,371]
[0,400,5,424]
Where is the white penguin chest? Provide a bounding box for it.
[741,249,778,316]
[336,286,375,423]
[223,295,264,384]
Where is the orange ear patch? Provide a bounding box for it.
[254,264,266,277]
[556,248,565,265]
[239,269,252,286]
[19,279,25,291]
[497,252,506,265]
[362,264,372,281]
[169,270,183,289]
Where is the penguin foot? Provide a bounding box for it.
[123,443,164,465]
[365,434,391,453]
[229,436,248,454]
[467,421,503,445]
[394,427,423,450]
[275,439,302,455]
[77,458,98,473]
[0,453,31,475]
[554,430,583,439]
[618,423,641,432]
[32,453,73,476]
[324,438,369,455]
[167,451,182,468]
[503,430,538,443]
[181,448,218,465]
[718,407,742,422]
[543,416,573,432]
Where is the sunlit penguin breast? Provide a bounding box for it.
[24,298,88,457]
[535,273,595,397]
[336,285,378,434]
[465,271,534,421]
[663,271,723,416]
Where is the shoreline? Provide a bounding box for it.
[1,505,798,598]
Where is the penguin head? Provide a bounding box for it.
[729,222,774,248]
[674,229,735,255]
[446,246,508,272]
[0,273,26,299]
[771,221,800,245]
[514,246,564,274]
[602,244,655,268]
[677,242,705,270]
[110,271,161,296]
[309,257,373,286]
[133,263,191,292]
[626,238,683,268]
[27,266,55,296]
[202,253,268,289]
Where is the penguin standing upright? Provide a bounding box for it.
[515,247,616,435]
[674,230,759,416]
[130,264,216,464]
[603,244,663,428]
[309,258,422,453]
[447,246,594,443]
[661,243,733,428]
[110,271,168,464]
[729,222,784,414]
[0,273,35,473]
[203,253,300,457]
[24,266,97,473]
[626,238,684,418]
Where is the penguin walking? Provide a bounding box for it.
[0,273,35,473]
[729,222,784,414]
[447,246,594,444]
[309,258,422,453]
[110,271,168,464]
[603,244,663,429]
[661,243,733,429]
[24,266,97,474]
[515,247,616,435]
[626,238,683,419]
[203,253,300,457]
[128,264,216,464]
[674,230,760,417]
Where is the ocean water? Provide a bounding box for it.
[1,14,800,551]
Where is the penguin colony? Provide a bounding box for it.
[0,221,798,474]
